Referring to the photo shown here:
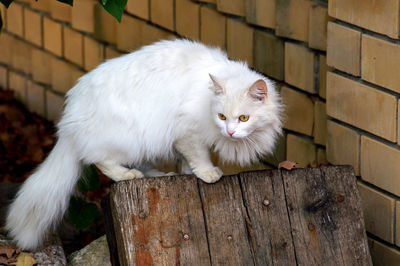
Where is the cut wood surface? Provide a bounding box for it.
[104,166,372,266]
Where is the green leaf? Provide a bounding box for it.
[0,0,13,8]
[68,195,100,231]
[101,0,107,6]
[57,0,73,6]
[77,165,101,192]
[102,0,127,22]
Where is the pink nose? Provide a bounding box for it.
[227,129,235,136]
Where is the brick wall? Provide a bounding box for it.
[0,0,399,262]
[327,0,400,264]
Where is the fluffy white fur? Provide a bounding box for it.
[6,39,282,250]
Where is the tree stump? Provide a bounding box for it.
[102,165,372,266]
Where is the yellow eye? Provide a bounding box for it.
[239,115,249,122]
[218,113,226,120]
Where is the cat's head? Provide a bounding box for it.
[209,74,273,140]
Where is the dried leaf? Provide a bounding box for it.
[278,160,299,170]
[10,252,36,266]
[0,243,18,258]
[0,255,17,264]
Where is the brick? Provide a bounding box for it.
[50,0,72,23]
[253,30,284,81]
[150,0,174,31]
[0,65,8,89]
[314,101,326,145]
[329,0,400,39]
[84,36,104,71]
[362,35,400,94]
[11,39,32,75]
[176,0,200,40]
[361,136,400,196]
[319,54,332,99]
[281,86,314,136]
[30,0,51,13]
[368,238,400,266]
[398,101,400,144]
[0,33,13,65]
[326,120,360,175]
[212,152,270,175]
[24,8,42,47]
[396,201,400,247]
[141,24,173,47]
[31,48,53,84]
[94,3,117,44]
[327,72,397,142]
[126,0,149,20]
[105,47,122,60]
[263,133,286,167]
[43,17,63,56]
[220,162,270,176]
[117,15,144,52]
[200,6,226,49]
[217,0,246,16]
[46,90,64,122]
[276,0,312,42]
[8,72,28,105]
[358,182,395,243]
[308,4,328,51]
[286,134,317,168]
[156,161,180,175]
[6,3,24,37]
[71,0,95,33]
[327,22,361,76]
[51,57,84,94]
[63,26,83,66]
[317,148,327,165]
[246,0,275,29]
[27,82,46,116]
[227,19,253,66]
[0,4,6,29]
[117,15,172,52]
[105,47,123,60]
[285,42,315,93]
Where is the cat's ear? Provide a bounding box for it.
[248,79,268,102]
[209,74,225,95]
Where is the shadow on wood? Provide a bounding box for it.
[102,165,372,266]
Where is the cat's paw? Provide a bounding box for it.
[196,167,223,183]
[122,169,144,180]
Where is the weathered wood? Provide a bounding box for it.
[239,170,296,265]
[109,175,211,266]
[104,166,372,266]
[281,166,372,266]
[197,175,254,265]
[101,195,120,266]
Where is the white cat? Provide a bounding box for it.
[6,39,282,250]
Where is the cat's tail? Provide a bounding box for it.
[6,138,82,250]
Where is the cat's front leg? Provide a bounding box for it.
[174,138,223,183]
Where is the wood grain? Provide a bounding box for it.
[104,166,372,266]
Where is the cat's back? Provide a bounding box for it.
[63,40,226,132]
[71,39,227,97]
[138,39,227,65]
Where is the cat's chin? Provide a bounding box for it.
[223,135,245,141]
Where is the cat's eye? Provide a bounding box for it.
[218,113,226,120]
[239,115,249,122]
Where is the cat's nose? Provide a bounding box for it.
[227,129,235,136]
